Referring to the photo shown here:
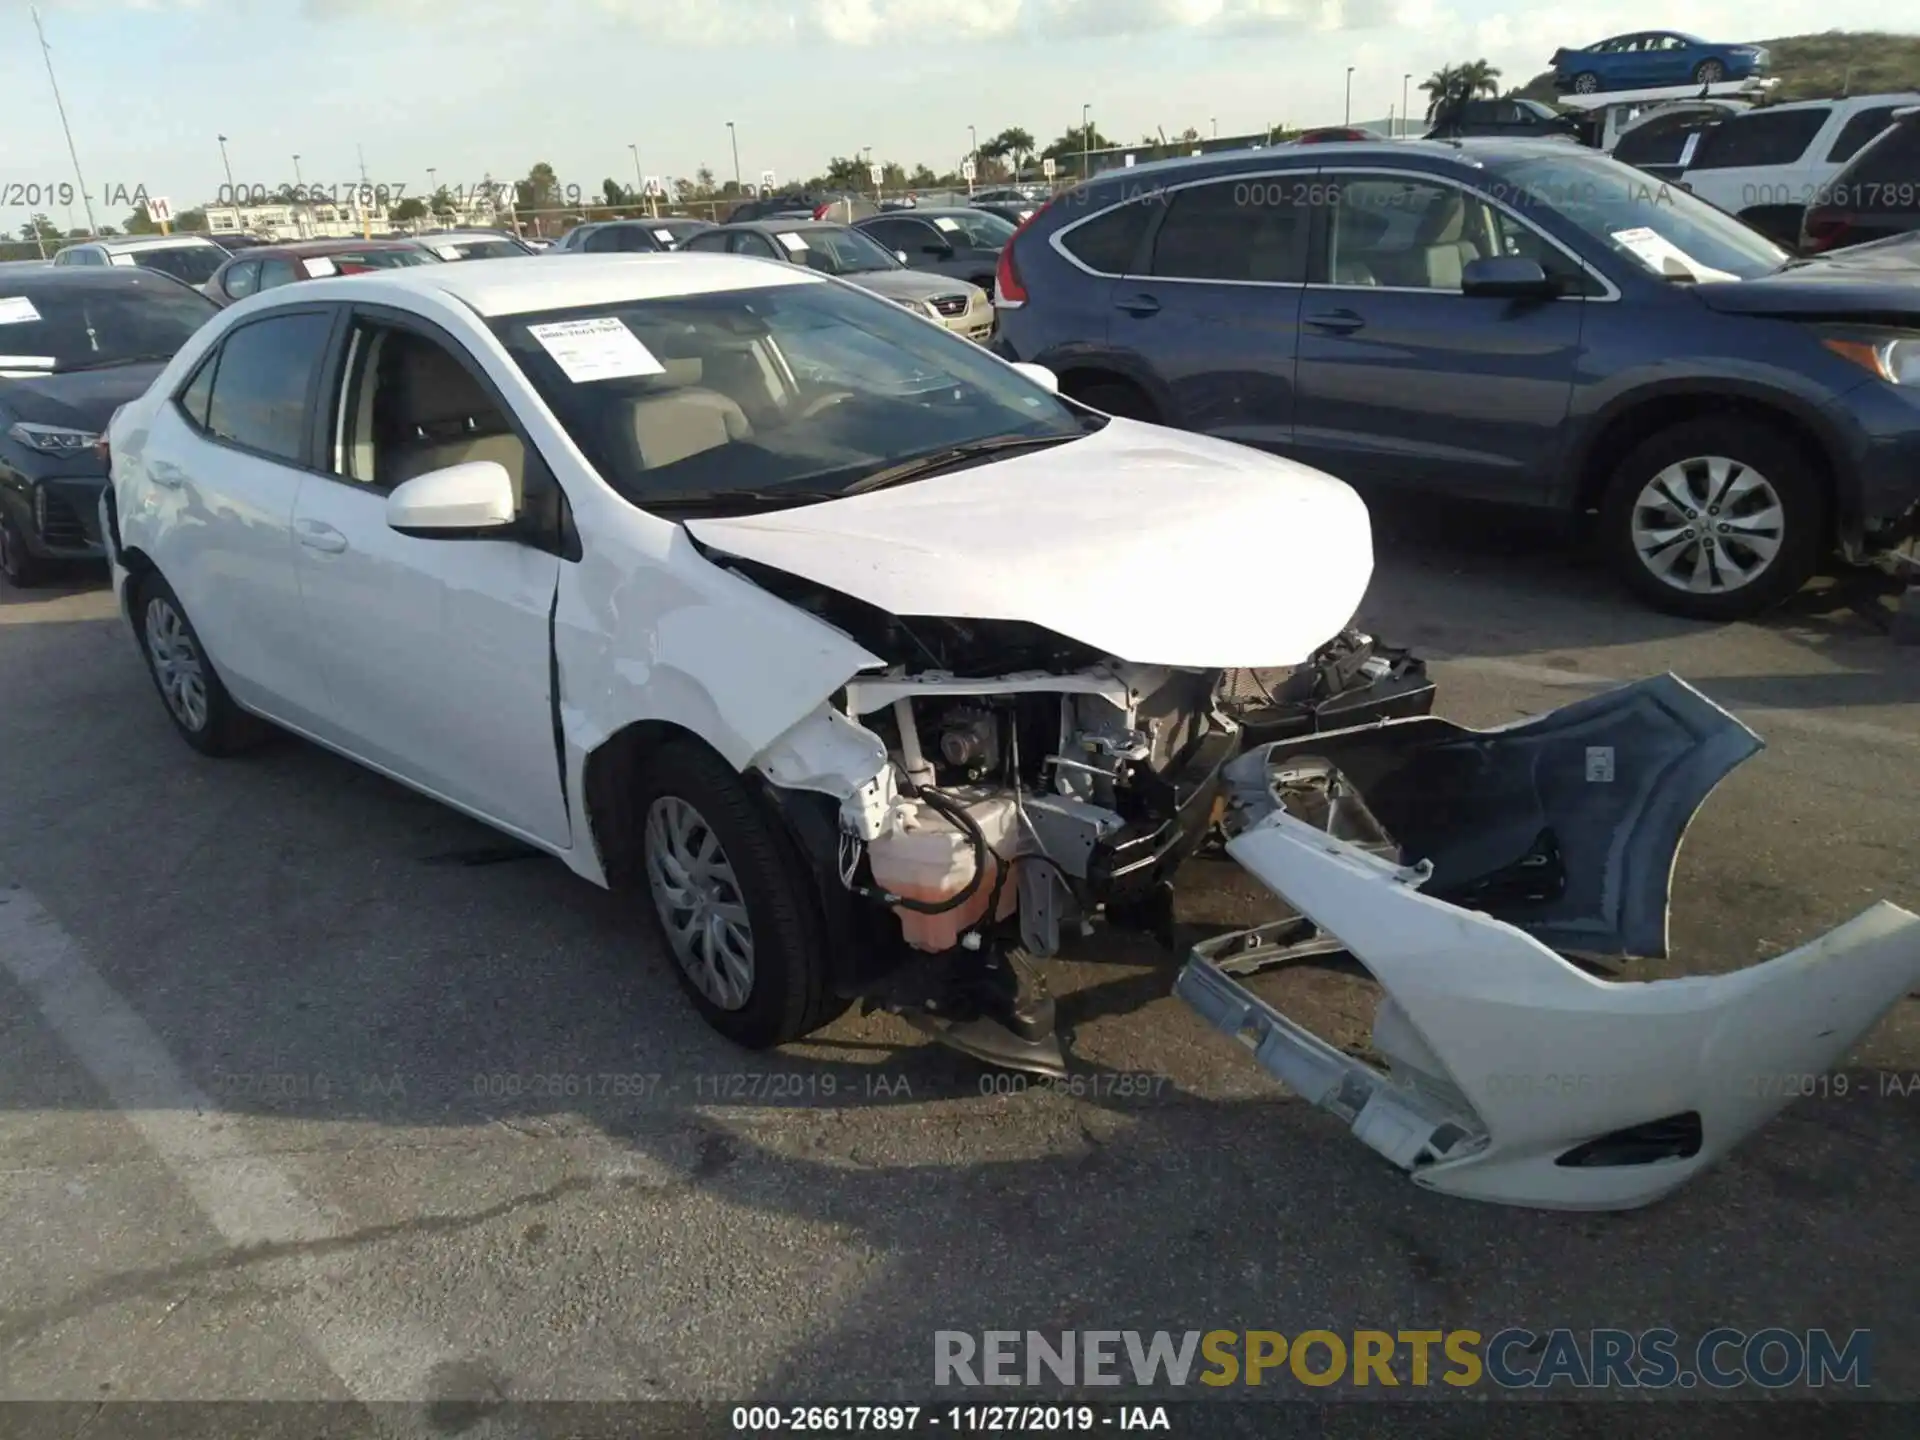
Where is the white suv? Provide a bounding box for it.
[51,234,230,293]
[1678,92,1920,245]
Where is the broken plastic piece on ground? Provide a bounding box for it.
[1181,673,1920,1211]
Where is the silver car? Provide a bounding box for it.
[682,220,992,344]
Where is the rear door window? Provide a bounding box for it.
[1842,119,1920,190]
[1147,179,1308,283]
[1689,108,1832,170]
[203,311,335,463]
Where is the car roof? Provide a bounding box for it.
[877,207,1001,219]
[0,266,196,292]
[270,253,823,317]
[87,235,226,252]
[1746,91,1920,114]
[718,218,847,233]
[237,238,424,258]
[1074,137,1558,188]
[425,231,527,243]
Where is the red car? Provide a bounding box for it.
[204,238,441,306]
[1294,126,1386,144]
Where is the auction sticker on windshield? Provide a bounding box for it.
[1609,227,1739,284]
[776,232,809,252]
[302,257,337,277]
[934,217,961,232]
[432,244,461,260]
[0,297,40,326]
[526,316,667,383]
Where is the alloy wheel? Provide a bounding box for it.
[1574,73,1599,94]
[144,596,210,732]
[1629,455,1785,597]
[1697,60,1725,84]
[644,795,755,1011]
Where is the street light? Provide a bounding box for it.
[217,133,236,198]
[1402,73,1412,137]
[628,143,643,205]
[967,125,978,193]
[31,7,98,236]
[1212,116,1218,138]
[1081,102,1091,179]
[292,152,307,237]
[726,121,742,193]
[1344,68,1354,127]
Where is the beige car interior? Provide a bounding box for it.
[345,328,529,500]
[1329,182,1503,290]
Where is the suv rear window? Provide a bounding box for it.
[1826,107,1903,163]
[1840,117,1920,189]
[1689,107,1831,170]
[1615,113,1718,166]
[1057,198,1155,274]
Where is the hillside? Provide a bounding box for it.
[1514,30,1920,104]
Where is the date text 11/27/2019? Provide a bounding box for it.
[730,1405,1172,1431]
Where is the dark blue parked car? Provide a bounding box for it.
[1551,32,1768,96]
[990,140,1920,620]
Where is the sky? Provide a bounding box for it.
[1,0,1911,228]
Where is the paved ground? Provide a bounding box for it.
[1,514,1915,1427]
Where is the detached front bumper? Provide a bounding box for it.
[1176,674,1920,1211]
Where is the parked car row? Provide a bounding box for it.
[989,138,1920,621]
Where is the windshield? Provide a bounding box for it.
[432,239,525,260]
[130,246,227,285]
[937,212,1017,247]
[489,277,1092,514]
[328,249,439,269]
[787,226,902,275]
[0,278,215,371]
[1487,151,1789,281]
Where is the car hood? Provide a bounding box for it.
[1691,243,1920,319]
[0,360,166,434]
[843,269,977,302]
[684,418,1374,669]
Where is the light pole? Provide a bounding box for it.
[1212,116,1218,138]
[1402,73,1412,137]
[218,134,236,198]
[726,121,741,194]
[426,166,436,222]
[1344,68,1354,127]
[629,143,643,207]
[1081,103,1091,179]
[31,7,98,236]
[293,152,307,238]
[967,125,978,193]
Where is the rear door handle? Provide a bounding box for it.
[1305,308,1366,334]
[296,521,348,554]
[1114,293,1161,317]
[147,460,186,489]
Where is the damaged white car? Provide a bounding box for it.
[100,255,1917,1211]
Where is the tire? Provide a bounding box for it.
[1067,376,1160,423]
[1572,72,1600,95]
[1693,59,1725,85]
[632,740,844,1049]
[1599,417,1825,622]
[133,572,269,756]
[0,510,49,588]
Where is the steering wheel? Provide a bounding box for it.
[796,390,856,421]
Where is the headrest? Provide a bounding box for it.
[391,338,491,428]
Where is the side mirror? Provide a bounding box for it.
[1460,256,1557,299]
[924,243,955,259]
[387,460,518,538]
[1009,361,1060,394]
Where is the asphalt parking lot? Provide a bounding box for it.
[2,511,1916,1427]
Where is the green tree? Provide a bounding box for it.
[175,207,207,233]
[601,177,630,207]
[19,214,61,241]
[1422,59,1502,119]
[516,162,561,212]
[428,185,456,218]
[391,196,428,223]
[695,166,717,196]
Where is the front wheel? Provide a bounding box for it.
[632,741,846,1048]
[0,510,49,588]
[1599,418,1825,621]
[1694,59,1725,85]
[1571,72,1600,95]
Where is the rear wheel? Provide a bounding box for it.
[0,511,49,588]
[1693,59,1725,85]
[1599,417,1825,621]
[632,741,846,1048]
[1571,72,1600,95]
[134,573,270,756]
[1065,375,1160,423]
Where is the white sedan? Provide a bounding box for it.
[102,253,1920,1212]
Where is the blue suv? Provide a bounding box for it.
[992,140,1920,620]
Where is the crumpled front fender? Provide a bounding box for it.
[1179,674,1920,1211]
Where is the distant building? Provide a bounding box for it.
[203,193,507,241]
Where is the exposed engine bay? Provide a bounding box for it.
[730,556,1436,1076]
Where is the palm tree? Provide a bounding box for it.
[1421,65,1460,121]
[1423,59,1503,120]
[1456,59,1503,99]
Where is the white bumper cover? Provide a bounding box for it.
[1176,675,1920,1211]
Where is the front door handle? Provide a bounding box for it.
[296,521,348,554]
[1114,293,1161,317]
[1305,308,1366,334]
[147,460,186,489]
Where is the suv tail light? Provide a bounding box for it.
[812,203,832,221]
[995,199,1051,307]
[1801,207,1851,255]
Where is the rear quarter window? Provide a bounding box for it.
[1826,107,1902,164]
[1841,119,1920,191]
[1689,107,1831,170]
[1056,198,1155,274]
